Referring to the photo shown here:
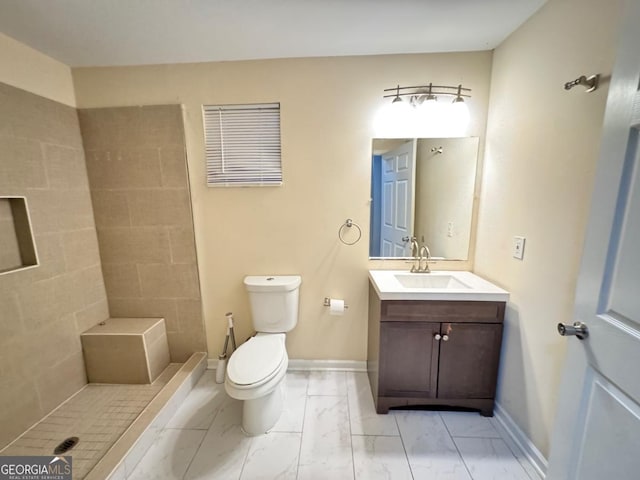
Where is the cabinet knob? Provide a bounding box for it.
[434,334,442,341]
[442,334,449,341]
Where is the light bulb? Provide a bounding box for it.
[450,98,470,135]
[415,96,441,137]
[373,97,415,137]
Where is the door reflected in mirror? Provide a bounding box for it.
[369,137,479,260]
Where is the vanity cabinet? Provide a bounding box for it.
[368,283,505,416]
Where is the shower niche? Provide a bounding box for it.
[0,196,38,275]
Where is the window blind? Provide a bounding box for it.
[203,103,282,187]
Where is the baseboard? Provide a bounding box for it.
[207,357,366,372]
[494,402,548,478]
[287,359,367,371]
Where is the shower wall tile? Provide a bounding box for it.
[176,300,204,332]
[0,82,108,450]
[85,149,163,189]
[34,351,87,414]
[0,135,47,188]
[79,105,205,363]
[137,263,200,299]
[0,289,23,343]
[44,144,89,190]
[159,146,189,187]
[108,298,179,331]
[102,263,143,298]
[127,189,192,227]
[169,227,198,264]
[90,191,131,228]
[75,299,110,333]
[62,228,102,271]
[166,330,207,362]
[96,227,171,264]
[30,233,66,281]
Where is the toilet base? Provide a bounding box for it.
[241,382,284,436]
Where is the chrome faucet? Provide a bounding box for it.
[409,236,420,273]
[418,244,431,273]
[403,236,430,273]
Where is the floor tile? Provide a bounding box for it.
[272,372,309,433]
[183,397,252,480]
[240,432,301,480]
[137,369,543,480]
[298,395,353,479]
[454,437,531,480]
[165,371,226,430]
[489,419,542,480]
[347,372,399,436]
[127,428,205,480]
[440,411,501,438]
[352,435,412,480]
[307,370,347,396]
[395,411,472,480]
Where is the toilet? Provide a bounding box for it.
[224,275,301,435]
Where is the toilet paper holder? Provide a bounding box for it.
[323,297,349,309]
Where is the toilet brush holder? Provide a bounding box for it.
[215,354,227,384]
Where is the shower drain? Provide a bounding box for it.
[53,436,79,455]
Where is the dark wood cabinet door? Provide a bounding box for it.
[379,321,440,397]
[437,322,503,399]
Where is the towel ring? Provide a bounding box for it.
[338,218,362,245]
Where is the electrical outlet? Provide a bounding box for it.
[513,236,526,260]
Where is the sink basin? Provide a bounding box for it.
[369,270,509,301]
[394,273,470,289]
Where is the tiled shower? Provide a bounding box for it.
[0,82,206,477]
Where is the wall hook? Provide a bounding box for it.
[431,146,443,154]
[564,74,599,93]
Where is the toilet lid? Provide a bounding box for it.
[227,335,286,386]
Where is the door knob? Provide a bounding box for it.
[442,334,449,341]
[557,322,589,340]
[434,334,442,341]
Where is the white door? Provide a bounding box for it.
[547,3,640,479]
[380,139,416,257]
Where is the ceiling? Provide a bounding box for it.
[0,0,546,67]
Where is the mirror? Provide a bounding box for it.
[369,137,479,260]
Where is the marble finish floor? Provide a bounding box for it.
[129,370,541,480]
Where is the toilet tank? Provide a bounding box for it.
[244,275,302,333]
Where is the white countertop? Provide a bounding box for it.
[368,270,510,302]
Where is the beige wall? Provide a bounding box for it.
[0,82,108,449]
[475,0,623,458]
[0,33,76,107]
[73,52,493,360]
[78,105,206,362]
[414,137,478,259]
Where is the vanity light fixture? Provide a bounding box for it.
[375,83,472,137]
[382,82,471,107]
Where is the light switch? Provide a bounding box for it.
[513,236,526,260]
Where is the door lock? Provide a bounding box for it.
[557,322,589,340]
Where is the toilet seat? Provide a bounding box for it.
[226,334,286,388]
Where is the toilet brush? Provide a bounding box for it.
[215,353,226,384]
